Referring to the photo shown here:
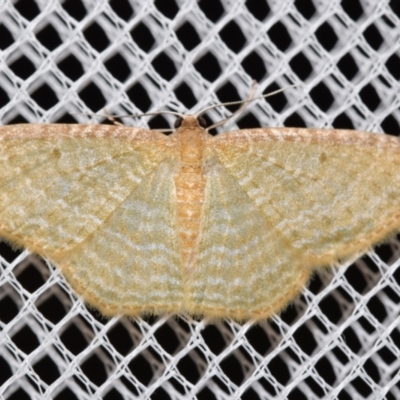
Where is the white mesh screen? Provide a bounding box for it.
[1,0,400,399]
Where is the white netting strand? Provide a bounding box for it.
[0,0,399,399]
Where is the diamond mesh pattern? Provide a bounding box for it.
[0,0,400,399]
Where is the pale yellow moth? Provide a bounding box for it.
[1,108,399,321]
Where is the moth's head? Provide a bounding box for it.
[174,115,208,131]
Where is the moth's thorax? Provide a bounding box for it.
[173,116,209,273]
[177,117,207,163]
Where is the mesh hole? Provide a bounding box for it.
[152,51,178,81]
[104,53,131,82]
[315,22,338,51]
[11,324,40,354]
[31,83,59,111]
[177,350,204,384]
[80,352,110,386]
[62,0,87,21]
[337,53,359,80]
[60,320,92,355]
[154,0,179,20]
[33,355,61,385]
[263,83,288,112]
[194,52,222,81]
[57,54,85,81]
[14,0,40,20]
[268,21,292,51]
[128,354,153,386]
[174,82,197,109]
[245,0,271,21]
[126,82,152,112]
[176,21,201,51]
[219,20,247,53]
[0,24,14,49]
[220,354,245,385]
[268,355,291,385]
[381,115,400,136]
[35,23,63,51]
[294,0,316,20]
[78,81,107,111]
[341,0,364,21]
[8,55,36,79]
[83,22,110,52]
[109,0,134,21]
[315,356,337,386]
[289,51,313,80]
[106,322,134,356]
[36,289,70,324]
[363,23,384,51]
[198,0,224,22]
[130,22,155,52]
[310,82,335,112]
[7,388,31,400]
[241,51,267,81]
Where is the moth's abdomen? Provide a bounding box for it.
[175,169,206,271]
[174,119,207,273]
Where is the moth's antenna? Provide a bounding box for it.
[70,109,185,122]
[70,109,179,133]
[127,110,185,119]
[70,83,303,131]
[197,82,304,130]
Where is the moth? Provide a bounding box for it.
[1,105,399,320]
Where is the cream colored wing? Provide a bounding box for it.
[185,156,309,321]
[185,127,400,320]
[212,127,400,266]
[59,157,183,316]
[0,124,183,315]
